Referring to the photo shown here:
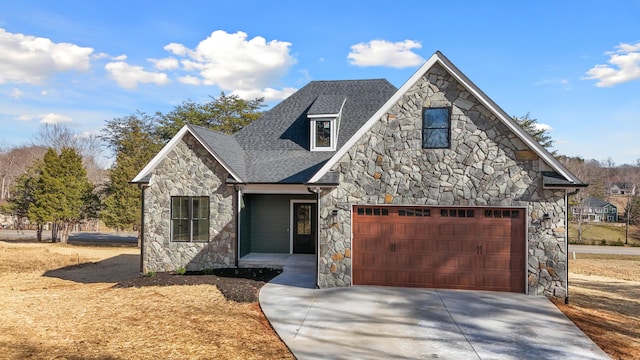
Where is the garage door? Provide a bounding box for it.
[352,206,525,292]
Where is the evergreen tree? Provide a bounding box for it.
[155,91,264,140]
[512,112,554,152]
[6,162,42,233]
[29,148,91,243]
[101,113,162,236]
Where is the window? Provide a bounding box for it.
[422,107,450,149]
[484,209,520,219]
[399,208,431,217]
[316,120,331,147]
[356,207,389,216]
[310,118,337,151]
[440,208,474,218]
[171,196,209,242]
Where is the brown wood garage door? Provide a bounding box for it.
[352,206,525,292]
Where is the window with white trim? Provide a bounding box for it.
[310,118,337,151]
[171,196,209,242]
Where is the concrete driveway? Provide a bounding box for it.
[259,258,609,360]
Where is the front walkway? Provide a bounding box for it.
[259,263,609,360]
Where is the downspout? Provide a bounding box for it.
[235,185,243,268]
[308,186,321,289]
[138,184,148,274]
[565,188,581,305]
[315,189,320,289]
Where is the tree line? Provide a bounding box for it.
[0,92,263,243]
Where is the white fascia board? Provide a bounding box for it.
[308,113,340,119]
[131,124,243,183]
[308,54,440,183]
[241,184,312,194]
[131,125,191,183]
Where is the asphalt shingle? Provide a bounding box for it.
[192,79,396,183]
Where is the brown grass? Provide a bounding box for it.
[5,240,638,359]
[0,241,293,360]
[553,254,640,360]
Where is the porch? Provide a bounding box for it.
[239,253,316,270]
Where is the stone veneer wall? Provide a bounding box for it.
[143,132,236,273]
[318,63,568,297]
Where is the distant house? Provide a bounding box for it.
[609,182,636,196]
[573,197,618,222]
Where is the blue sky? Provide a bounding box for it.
[0,1,639,164]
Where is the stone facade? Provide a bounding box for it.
[317,63,569,297]
[143,133,236,273]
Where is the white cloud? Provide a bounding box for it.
[534,123,553,132]
[40,113,72,124]
[584,42,640,87]
[233,86,297,102]
[0,28,93,84]
[164,42,188,56]
[348,39,424,68]
[178,75,202,85]
[18,113,72,124]
[10,88,23,99]
[164,30,296,98]
[149,57,179,70]
[105,61,170,89]
[534,78,572,91]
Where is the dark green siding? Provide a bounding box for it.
[239,195,252,257]
[241,194,315,254]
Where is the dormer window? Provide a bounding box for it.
[316,119,333,147]
[308,95,346,151]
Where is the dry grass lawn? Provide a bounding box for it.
[3,240,639,359]
[0,241,293,360]
[554,254,640,360]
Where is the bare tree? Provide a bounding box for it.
[0,145,48,200]
[31,123,107,185]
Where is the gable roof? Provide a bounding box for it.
[131,124,245,183]
[308,51,586,187]
[132,79,397,184]
[231,79,397,183]
[583,197,616,209]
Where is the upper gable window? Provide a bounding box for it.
[422,107,451,149]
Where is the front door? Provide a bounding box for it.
[293,203,315,254]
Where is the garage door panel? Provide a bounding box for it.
[352,206,525,293]
[357,223,393,236]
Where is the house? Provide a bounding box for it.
[572,197,618,222]
[132,51,587,298]
[609,182,636,196]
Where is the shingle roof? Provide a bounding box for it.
[188,124,247,180]
[307,95,346,116]
[190,79,396,183]
[542,172,588,188]
[584,197,615,209]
